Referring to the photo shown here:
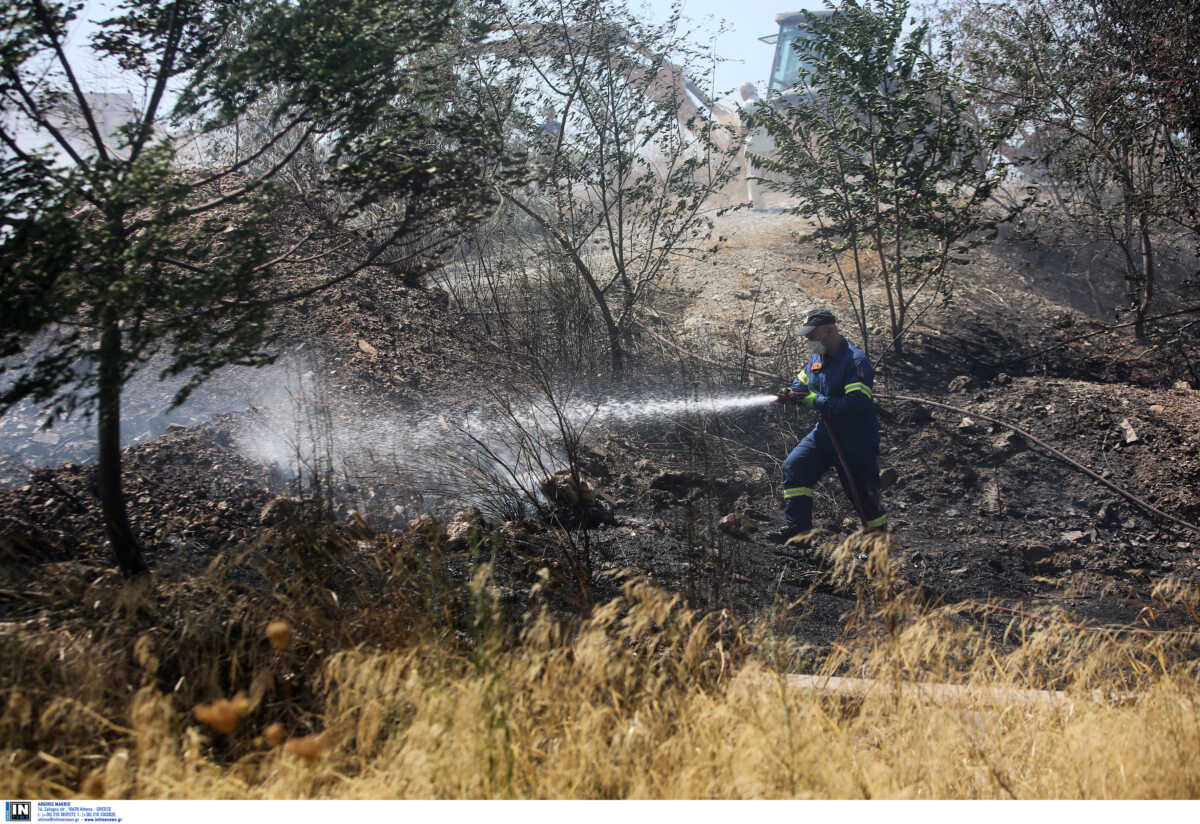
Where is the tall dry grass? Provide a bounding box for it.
[3,531,1200,799]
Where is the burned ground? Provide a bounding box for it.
[0,204,1198,770]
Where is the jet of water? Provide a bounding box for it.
[235,377,778,520]
[566,393,779,428]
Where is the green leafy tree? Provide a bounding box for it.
[1095,0,1200,261]
[0,0,518,576]
[746,0,1011,357]
[946,0,1189,338]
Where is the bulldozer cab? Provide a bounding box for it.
[759,9,836,92]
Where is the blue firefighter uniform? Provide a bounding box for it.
[782,338,888,533]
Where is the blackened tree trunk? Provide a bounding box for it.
[98,315,148,578]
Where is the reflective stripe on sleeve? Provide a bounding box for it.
[783,486,812,499]
[796,371,811,386]
[844,381,873,399]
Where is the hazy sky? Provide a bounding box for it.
[61,0,825,100]
[651,1,828,96]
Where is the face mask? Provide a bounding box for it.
[809,339,826,357]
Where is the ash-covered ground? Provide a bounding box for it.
[2,207,1198,650]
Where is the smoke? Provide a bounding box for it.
[0,354,302,484]
[1,342,777,517]
[0,340,777,522]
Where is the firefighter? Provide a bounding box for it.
[767,308,888,544]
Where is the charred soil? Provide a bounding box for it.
[2,204,1199,778]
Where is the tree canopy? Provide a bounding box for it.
[0,0,521,575]
[746,0,1010,357]
[944,0,1197,337]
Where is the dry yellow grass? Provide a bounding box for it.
[3,533,1199,799]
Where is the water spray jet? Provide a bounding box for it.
[234,377,779,523]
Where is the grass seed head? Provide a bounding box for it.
[266,620,292,651]
[284,732,326,762]
[264,722,286,748]
[192,692,251,735]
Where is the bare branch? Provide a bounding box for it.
[129,2,183,165]
[30,0,109,162]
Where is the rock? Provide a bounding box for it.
[993,373,1012,386]
[717,512,755,537]
[540,470,597,508]
[736,466,770,485]
[1173,380,1192,391]
[716,467,770,501]
[540,471,614,529]
[498,518,542,543]
[1149,404,1164,414]
[1118,418,1139,444]
[357,338,378,357]
[990,430,1025,454]
[649,470,705,498]
[958,416,976,430]
[948,375,972,393]
[445,506,487,551]
[1060,529,1090,544]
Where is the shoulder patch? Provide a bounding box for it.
[811,359,823,372]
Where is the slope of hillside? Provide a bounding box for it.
[3,203,1197,620]
[1,197,1198,799]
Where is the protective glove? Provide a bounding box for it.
[798,390,819,409]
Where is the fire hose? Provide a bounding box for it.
[890,393,1200,538]
[822,413,870,529]
[775,387,870,528]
